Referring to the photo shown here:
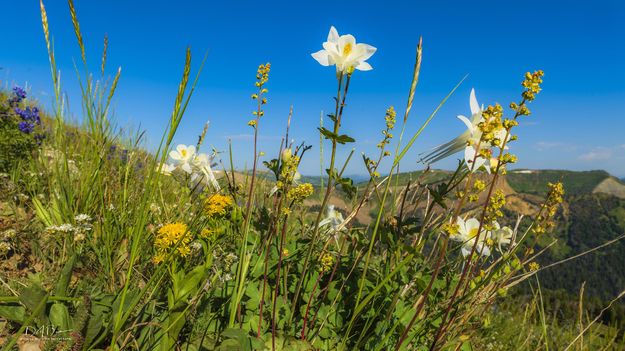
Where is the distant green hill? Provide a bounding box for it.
[506,169,612,196]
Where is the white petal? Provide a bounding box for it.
[464,146,476,164]
[312,50,331,66]
[461,245,472,257]
[477,243,491,257]
[473,156,486,171]
[181,162,192,174]
[338,34,356,55]
[469,89,480,116]
[465,218,480,232]
[187,145,196,156]
[456,217,467,234]
[355,61,372,71]
[457,115,474,132]
[358,44,377,61]
[169,150,181,161]
[328,26,339,43]
[318,218,332,228]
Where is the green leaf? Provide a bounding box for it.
[49,303,72,331]
[177,264,208,303]
[335,134,355,144]
[0,305,26,323]
[244,283,261,311]
[19,281,48,323]
[318,127,338,141]
[54,255,76,297]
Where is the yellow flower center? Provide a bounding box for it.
[343,43,352,56]
[468,228,479,239]
[181,149,187,157]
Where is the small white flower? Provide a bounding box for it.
[490,222,514,251]
[169,144,196,174]
[190,241,202,250]
[319,205,344,231]
[311,26,377,73]
[192,153,220,191]
[74,214,91,222]
[451,217,491,258]
[47,223,76,233]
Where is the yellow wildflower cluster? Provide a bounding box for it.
[528,262,540,272]
[521,70,544,101]
[204,194,233,217]
[277,154,301,190]
[153,222,191,264]
[484,190,506,229]
[287,183,314,202]
[467,179,487,202]
[319,252,335,273]
[478,104,505,147]
[442,222,460,237]
[532,181,564,236]
[255,63,270,87]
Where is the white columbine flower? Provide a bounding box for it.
[311,26,377,73]
[490,222,514,251]
[192,153,220,191]
[451,217,491,258]
[422,89,484,165]
[169,144,196,174]
[319,205,344,231]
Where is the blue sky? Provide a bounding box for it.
[2,0,625,177]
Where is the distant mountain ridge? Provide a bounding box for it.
[299,168,625,198]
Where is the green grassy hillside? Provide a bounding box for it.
[506,169,612,195]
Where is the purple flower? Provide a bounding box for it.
[10,87,27,104]
[18,122,35,134]
[14,107,41,124]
